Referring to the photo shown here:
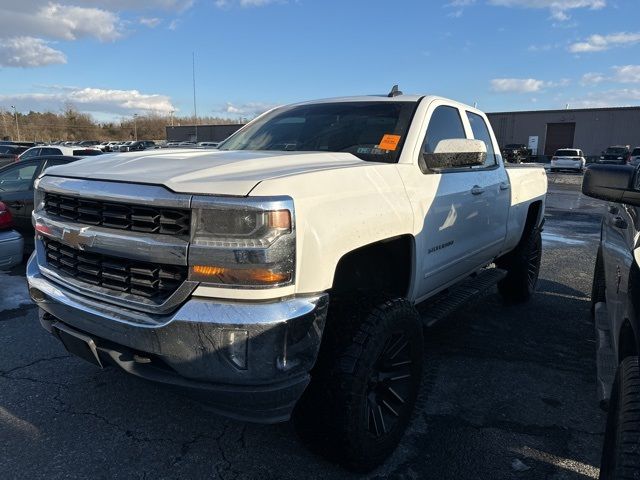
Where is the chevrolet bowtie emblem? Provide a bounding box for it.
[62,227,95,250]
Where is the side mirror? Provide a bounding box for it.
[582,164,640,206]
[420,139,487,172]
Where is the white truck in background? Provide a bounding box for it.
[27,88,547,471]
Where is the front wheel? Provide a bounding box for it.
[496,225,542,303]
[295,296,423,472]
[599,357,640,480]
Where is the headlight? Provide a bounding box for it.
[188,196,295,288]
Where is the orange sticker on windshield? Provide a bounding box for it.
[379,134,401,151]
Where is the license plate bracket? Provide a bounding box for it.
[53,323,103,368]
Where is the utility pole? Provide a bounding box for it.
[10,106,20,141]
[133,113,138,140]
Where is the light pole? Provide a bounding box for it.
[10,106,20,141]
[133,113,138,141]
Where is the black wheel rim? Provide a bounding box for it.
[527,236,541,291]
[366,332,413,438]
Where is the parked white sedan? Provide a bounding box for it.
[550,148,586,172]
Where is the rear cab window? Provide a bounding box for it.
[466,111,497,167]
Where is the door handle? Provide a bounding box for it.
[471,186,485,195]
[614,216,628,229]
[608,205,619,214]
[6,201,23,209]
[499,182,510,191]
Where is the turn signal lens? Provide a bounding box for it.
[267,210,291,230]
[190,265,291,285]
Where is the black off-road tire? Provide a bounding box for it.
[496,225,542,303]
[599,357,640,480]
[592,247,607,317]
[294,296,423,472]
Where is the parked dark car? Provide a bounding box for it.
[0,141,35,148]
[0,145,30,168]
[582,164,640,478]
[0,155,81,245]
[127,140,151,152]
[598,145,631,165]
[502,143,530,163]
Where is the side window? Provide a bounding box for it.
[40,147,61,155]
[0,162,39,192]
[20,148,40,159]
[422,106,466,155]
[466,111,497,167]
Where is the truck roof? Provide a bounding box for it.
[289,94,480,115]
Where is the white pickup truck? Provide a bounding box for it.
[27,90,547,471]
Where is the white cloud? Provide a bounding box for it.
[140,17,162,28]
[490,78,547,93]
[581,72,606,85]
[215,0,282,7]
[487,0,605,20]
[0,86,176,117]
[613,65,640,83]
[444,0,605,20]
[569,32,640,52]
[0,3,122,42]
[568,88,640,108]
[444,0,476,17]
[221,101,278,118]
[0,36,66,67]
[581,65,640,85]
[0,1,196,68]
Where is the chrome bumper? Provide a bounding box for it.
[27,253,329,421]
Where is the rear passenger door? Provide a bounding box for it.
[406,103,500,299]
[465,110,510,259]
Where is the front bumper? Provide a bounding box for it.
[27,254,329,423]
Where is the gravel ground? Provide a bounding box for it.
[0,173,607,479]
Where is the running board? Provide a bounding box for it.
[417,268,507,328]
[595,301,617,409]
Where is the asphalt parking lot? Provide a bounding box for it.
[0,171,608,480]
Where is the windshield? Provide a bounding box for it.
[606,147,627,155]
[555,149,579,156]
[632,148,640,156]
[218,101,419,163]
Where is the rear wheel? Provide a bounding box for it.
[295,296,423,472]
[599,357,640,480]
[496,225,542,303]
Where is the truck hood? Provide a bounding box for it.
[44,149,367,195]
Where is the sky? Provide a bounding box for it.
[0,0,639,121]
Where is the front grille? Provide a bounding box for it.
[43,239,187,301]
[44,193,191,236]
